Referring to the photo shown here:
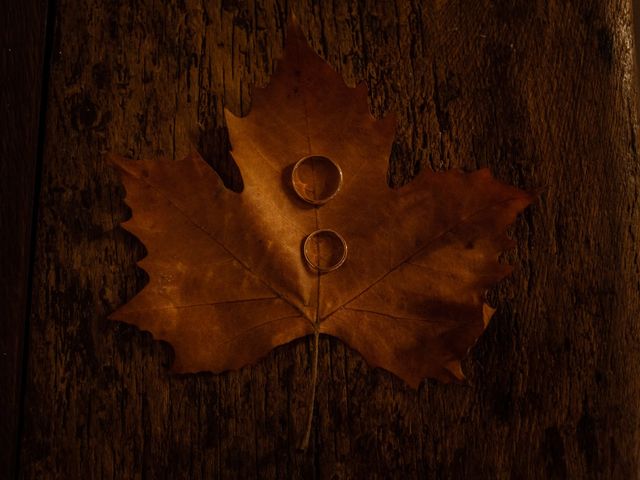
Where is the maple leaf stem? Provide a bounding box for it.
[298,329,320,451]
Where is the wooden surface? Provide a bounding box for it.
[18,0,640,478]
[0,1,48,478]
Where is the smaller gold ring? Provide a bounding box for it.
[303,229,348,273]
[291,155,343,205]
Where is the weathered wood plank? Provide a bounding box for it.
[20,0,640,478]
[0,1,49,478]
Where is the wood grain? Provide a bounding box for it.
[20,0,640,478]
[0,1,48,478]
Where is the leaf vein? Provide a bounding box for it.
[116,296,280,315]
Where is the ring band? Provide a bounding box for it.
[291,155,343,205]
[303,229,348,273]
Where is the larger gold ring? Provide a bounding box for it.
[303,229,347,273]
[291,155,343,205]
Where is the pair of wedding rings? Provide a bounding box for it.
[291,155,347,273]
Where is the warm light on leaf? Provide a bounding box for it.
[109,22,533,389]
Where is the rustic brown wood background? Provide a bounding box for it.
[3,0,640,478]
[1,0,49,478]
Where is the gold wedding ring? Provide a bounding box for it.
[303,229,347,273]
[291,155,343,205]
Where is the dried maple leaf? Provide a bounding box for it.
[109,23,533,393]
